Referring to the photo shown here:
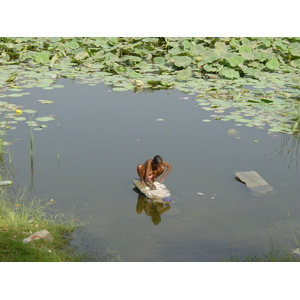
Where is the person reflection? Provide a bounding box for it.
[136,194,171,225]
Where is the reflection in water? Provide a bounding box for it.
[6,80,300,261]
[275,133,300,170]
[135,193,171,225]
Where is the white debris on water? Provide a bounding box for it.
[292,248,300,256]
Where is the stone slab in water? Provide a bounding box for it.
[235,171,273,193]
[133,179,171,202]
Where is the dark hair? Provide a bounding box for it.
[153,155,163,164]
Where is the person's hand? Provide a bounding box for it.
[160,177,165,183]
[151,184,156,190]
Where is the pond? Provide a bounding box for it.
[4,79,300,261]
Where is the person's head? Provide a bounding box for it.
[153,155,163,165]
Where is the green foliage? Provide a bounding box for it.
[1,37,300,134]
[153,56,165,65]
[177,68,192,81]
[174,56,192,68]
[223,212,300,262]
[1,37,300,81]
[34,51,50,64]
[219,67,240,79]
[65,39,80,49]
[266,59,280,70]
[0,186,83,261]
[228,55,244,67]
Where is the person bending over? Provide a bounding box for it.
[137,155,172,190]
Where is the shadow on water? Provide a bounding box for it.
[5,79,300,261]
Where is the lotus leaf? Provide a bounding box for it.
[253,51,268,62]
[177,68,192,81]
[290,49,300,57]
[38,100,53,104]
[129,71,142,78]
[7,93,23,97]
[115,65,127,74]
[239,45,252,53]
[182,40,192,49]
[1,37,300,134]
[219,67,240,79]
[154,57,165,65]
[65,39,80,49]
[266,59,280,70]
[259,38,271,47]
[174,56,192,68]
[23,109,37,113]
[75,51,89,61]
[214,42,228,56]
[228,56,244,67]
[26,121,38,126]
[190,44,205,56]
[112,87,128,92]
[35,116,55,122]
[35,51,50,64]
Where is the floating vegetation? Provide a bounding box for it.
[0,101,50,132]
[0,37,300,134]
[38,100,54,104]
[35,116,55,122]
[23,109,37,114]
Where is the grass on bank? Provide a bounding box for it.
[0,187,87,262]
[222,212,300,262]
[222,244,300,262]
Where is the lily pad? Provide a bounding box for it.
[219,67,240,79]
[35,51,50,64]
[38,100,54,104]
[0,37,300,135]
[26,121,38,126]
[177,68,192,81]
[23,109,37,114]
[7,93,23,97]
[35,116,55,122]
[266,59,280,70]
[154,57,165,65]
[174,56,192,68]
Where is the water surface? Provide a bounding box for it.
[6,80,300,261]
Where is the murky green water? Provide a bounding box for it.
[6,79,300,261]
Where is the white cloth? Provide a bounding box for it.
[141,182,170,199]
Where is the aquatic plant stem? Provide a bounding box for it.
[29,114,35,191]
[287,209,300,249]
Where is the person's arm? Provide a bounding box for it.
[145,160,156,189]
[159,161,172,182]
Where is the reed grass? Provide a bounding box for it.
[0,144,89,261]
[287,209,300,249]
[0,112,119,262]
[222,212,300,262]
[0,185,87,261]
